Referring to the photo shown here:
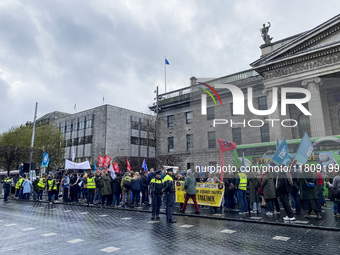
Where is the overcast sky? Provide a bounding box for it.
[0,0,339,133]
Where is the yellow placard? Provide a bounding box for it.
[175,181,225,207]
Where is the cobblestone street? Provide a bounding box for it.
[1,199,340,255]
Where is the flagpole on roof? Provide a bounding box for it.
[165,56,167,93]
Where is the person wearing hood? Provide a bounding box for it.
[100,173,112,207]
[121,172,132,208]
[180,169,200,214]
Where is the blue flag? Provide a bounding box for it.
[41,152,49,167]
[199,164,204,176]
[272,138,289,165]
[142,159,148,172]
[94,162,97,173]
[295,132,313,164]
[165,58,170,65]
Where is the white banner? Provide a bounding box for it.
[65,159,91,170]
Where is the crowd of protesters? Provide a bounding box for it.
[1,164,340,222]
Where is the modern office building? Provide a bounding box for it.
[150,14,340,171]
[37,105,156,168]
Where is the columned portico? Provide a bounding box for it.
[301,77,327,137]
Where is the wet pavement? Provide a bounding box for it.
[1,198,340,255]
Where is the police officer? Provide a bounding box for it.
[150,170,163,220]
[163,168,177,223]
[3,176,12,201]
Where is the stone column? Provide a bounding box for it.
[264,87,283,141]
[301,77,326,137]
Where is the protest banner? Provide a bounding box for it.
[175,181,224,207]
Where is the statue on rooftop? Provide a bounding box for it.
[260,22,273,44]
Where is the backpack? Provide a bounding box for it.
[123,178,131,189]
[333,184,340,199]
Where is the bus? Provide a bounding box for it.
[233,135,340,168]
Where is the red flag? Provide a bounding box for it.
[113,161,120,173]
[103,155,111,168]
[98,156,105,167]
[218,139,237,181]
[126,158,131,172]
[218,139,237,152]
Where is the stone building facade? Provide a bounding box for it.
[150,14,340,171]
[37,105,156,167]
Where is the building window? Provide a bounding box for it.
[148,139,156,147]
[232,128,242,145]
[66,139,72,147]
[73,138,78,146]
[187,163,192,170]
[85,135,93,144]
[78,121,85,130]
[167,115,174,127]
[298,114,311,138]
[131,136,139,145]
[72,123,78,131]
[131,120,139,130]
[258,96,267,110]
[140,138,148,146]
[168,137,174,152]
[186,112,193,124]
[66,125,72,133]
[186,134,193,151]
[78,137,85,145]
[140,119,148,131]
[260,124,270,142]
[207,107,215,120]
[86,119,92,128]
[60,127,64,134]
[208,131,216,148]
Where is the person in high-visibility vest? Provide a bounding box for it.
[15,175,25,199]
[150,170,163,220]
[47,175,57,204]
[37,175,47,201]
[86,172,96,206]
[236,168,248,214]
[163,168,177,223]
[2,176,12,201]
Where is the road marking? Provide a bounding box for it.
[221,229,236,234]
[212,214,223,217]
[42,233,57,237]
[63,210,72,213]
[22,227,35,231]
[99,215,108,217]
[293,220,309,224]
[100,246,120,253]
[147,221,160,224]
[121,217,132,220]
[273,236,290,241]
[49,208,56,211]
[180,225,194,228]
[80,212,89,215]
[67,239,84,244]
[249,217,262,220]
[5,224,17,226]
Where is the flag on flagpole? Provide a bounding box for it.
[103,155,112,168]
[126,158,131,172]
[142,159,148,172]
[165,58,170,65]
[74,103,76,111]
[109,162,116,180]
[98,156,105,167]
[103,95,104,104]
[94,162,97,173]
[295,132,313,164]
[113,161,120,173]
[218,139,237,181]
[272,138,289,165]
[41,152,50,168]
